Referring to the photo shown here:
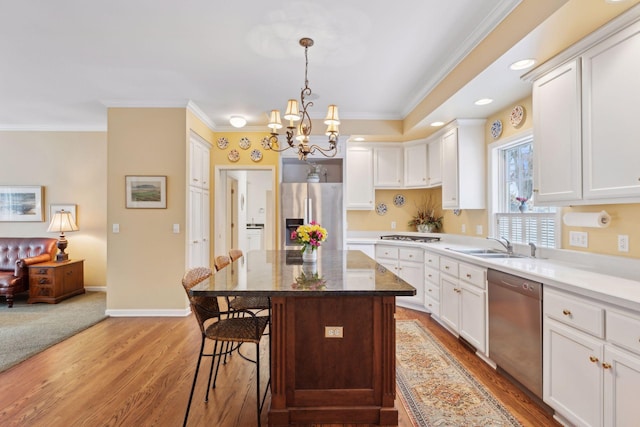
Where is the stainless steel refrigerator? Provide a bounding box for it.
[281,182,344,250]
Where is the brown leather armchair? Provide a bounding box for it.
[0,237,57,307]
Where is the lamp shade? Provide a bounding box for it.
[284,99,301,122]
[268,110,283,130]
[47,210,79,234]
[324,104,340,125]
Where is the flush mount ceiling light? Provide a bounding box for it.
[509,59,536,71]
[474,98,493,106]
[229,116,247,128]
[265,37,339,161]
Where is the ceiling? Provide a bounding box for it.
[0,0,637,135]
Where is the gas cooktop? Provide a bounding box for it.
[380,235,441,243]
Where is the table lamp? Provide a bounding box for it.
[47,209,79,262]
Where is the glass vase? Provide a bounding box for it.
[302,247,317,263]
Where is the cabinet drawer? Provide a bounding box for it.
[424,251,439,269]
[399,247,423,262]
[607,310,640,356]
[375,245,398,260]
[545,290,604,338]
[424,266,439,285]
[425,282,440,302]
[425,296,440,317]
[440,257,459,276]
[459,263,486,290]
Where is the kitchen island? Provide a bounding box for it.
[190,250,415,426]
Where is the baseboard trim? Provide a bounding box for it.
[105,308,191,317]
[85,286,106,292]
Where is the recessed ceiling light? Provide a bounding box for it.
[605,0,628,4]
[510,58,536,71]
[474,98,493,106]
[353,137,365,142]
[430,121,444,127]
[229,116,247,128]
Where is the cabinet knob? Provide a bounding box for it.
[428,274,432,278]
[589,356,599,363]
[409,254,413,258]
[39,278,48,284]
[193,240,199,244]
[193,178,199,182]
[466,273,471,279]
[562,309,572,316]
[533,189,539,193]
[602,362,612,369]
[445,266,449,270]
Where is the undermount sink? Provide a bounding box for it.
[446,248,527,259]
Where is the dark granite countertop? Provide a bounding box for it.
[190,250,416,297]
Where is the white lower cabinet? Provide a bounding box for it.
[375,245,424,310]
[424,251,440,317]
[544,287,640,427]
[439,256,487,354]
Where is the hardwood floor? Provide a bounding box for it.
[0,307,559,427]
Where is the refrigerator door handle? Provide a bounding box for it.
[307,197,313,223]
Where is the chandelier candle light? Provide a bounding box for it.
[291,221,327,263]
[265,37,340,161]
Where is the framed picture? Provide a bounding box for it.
[125,175,167,209]
[0,185,44,222]
[50,204,77,225]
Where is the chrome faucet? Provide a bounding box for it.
[528,242,537,258]
[486,236,513,255]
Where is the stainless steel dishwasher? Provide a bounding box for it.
[488,269,543,399]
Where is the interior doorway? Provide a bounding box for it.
[214,165,276,258]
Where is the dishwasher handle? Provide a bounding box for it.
[488,268,542,299]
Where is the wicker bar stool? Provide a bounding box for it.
[181,267,269,427]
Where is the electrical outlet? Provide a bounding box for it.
[173,223,180,233]
[112,224,119,233]
[569,231,588,248]
[391,221,396,229]
[325,326,343,338]
[476,225,483,235]
[618,235,629,252]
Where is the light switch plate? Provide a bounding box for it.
[325,326,343,338]
[112,224,120,233]
[173,223,180,234]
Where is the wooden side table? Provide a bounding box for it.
[28,259,85,304]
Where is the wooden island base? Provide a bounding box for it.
[269,295,398,426]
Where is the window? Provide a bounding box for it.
[490,131,558,248]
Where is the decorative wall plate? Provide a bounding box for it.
[250,149,262,162]
[491,119,503,139]
[393,194,405,207]
[510,105,525,127]
[227,149,240,162]
[239,137,251,150]
[376,202,388,216]
[261,136,271,149]
[217,136,229,149]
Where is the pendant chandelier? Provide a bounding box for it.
[265,37,339,161]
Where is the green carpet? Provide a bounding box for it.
[0,291,107,373]
[396,320,522,426]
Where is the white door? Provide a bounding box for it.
[603,345,640,427]
[439,275,460,332]
[459,283,486,354]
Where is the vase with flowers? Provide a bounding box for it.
[408,195,443,233]
[291,221,328,262]
[516,196,528,213]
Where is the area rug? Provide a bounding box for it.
[0,291,107,373]
[396,320,522,426]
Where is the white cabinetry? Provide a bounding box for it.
[188,134,211,268]
[527,14,640,205]
[346,146,375,210]
[375,245,424,309]
[439,256,487,354]
[427,137,442,187]
[246,228,263,251]
[373,145,403,188]
[543,287,640,427]
[346,242,375,259]
[532,59,582,204]
[441,120,486,210]
[423,251,440,317]
[582,21,640,200]
[404,141,428,188]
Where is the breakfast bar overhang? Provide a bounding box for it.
[190,250,416,426]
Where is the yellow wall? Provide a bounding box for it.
[0,131,108,287]
[106,108,189,311]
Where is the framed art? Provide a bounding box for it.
[50,203,77,224]
[0,185,44,222]
[125,176,167,209]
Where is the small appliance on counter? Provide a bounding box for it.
[380,235,441,243]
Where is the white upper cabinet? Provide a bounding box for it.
[532,59,583,204]
[427,137,442,187]
[346,145,375,210]
[441,120,486,210]
[373,145,403,188]
[582,20,640,200]
[526,10,640,205]
[403,140,428,187]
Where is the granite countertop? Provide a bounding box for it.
[347,233,640,312]
[190,250,416,298]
